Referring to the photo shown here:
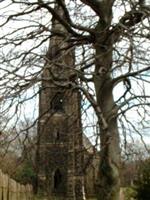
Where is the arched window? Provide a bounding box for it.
[51,93,64,112]
[54,169,62,190]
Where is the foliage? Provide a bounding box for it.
[14,160,36,186]
[123,187,136,200]
[134,159,150,200]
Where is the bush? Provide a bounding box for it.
[134,159,150,200]
[14,160,36,185]
[123,187,136,200]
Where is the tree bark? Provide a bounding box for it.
[93,18,121,200]
[95,76,121,200]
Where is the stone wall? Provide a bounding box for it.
[0,169,33,200]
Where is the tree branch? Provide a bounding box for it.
[110,6,150,44]
[113,66,150,87]
[80,0,115,19]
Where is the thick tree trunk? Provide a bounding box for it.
[94,57,121,200]
[94,20,121,200]
[97,120,120,200]
[96,82,120,200]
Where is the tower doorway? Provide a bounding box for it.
[54,169,62,191]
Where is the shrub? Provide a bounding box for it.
[134,159,150,200]
[15,160,36,185]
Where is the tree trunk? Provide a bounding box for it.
[94,20,121,200]
[96,84,121,200]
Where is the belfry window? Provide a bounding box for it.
[51,93,64,112]
[54,169,62,190]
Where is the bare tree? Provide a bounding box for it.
[0,0,150,200]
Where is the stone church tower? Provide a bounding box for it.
[37,2,85,200]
